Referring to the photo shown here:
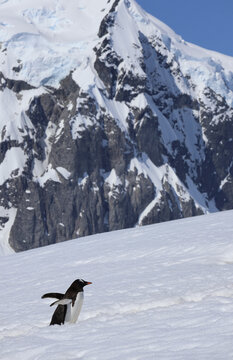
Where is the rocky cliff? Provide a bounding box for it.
[0,0,233,252]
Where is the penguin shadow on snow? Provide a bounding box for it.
[41,279,92,325]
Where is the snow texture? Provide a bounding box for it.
[1,210,233,359]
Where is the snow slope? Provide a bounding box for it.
[1,210,233,359]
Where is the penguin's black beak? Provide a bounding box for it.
[85,281,92,286]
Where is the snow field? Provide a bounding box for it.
[1,210,233,359]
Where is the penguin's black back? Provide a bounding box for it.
[50,304,67,325]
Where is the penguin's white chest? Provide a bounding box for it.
[65,292,84,324]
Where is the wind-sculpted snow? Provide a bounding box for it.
[1,211,233,358]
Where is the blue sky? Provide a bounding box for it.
[136,0,233,57]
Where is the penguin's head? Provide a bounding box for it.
[71,279,92,290]
[80,279,92,287]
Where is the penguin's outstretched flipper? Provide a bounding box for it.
[41,292,64,300]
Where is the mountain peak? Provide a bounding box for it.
[0,0,232,91]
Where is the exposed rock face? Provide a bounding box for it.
[0,0,233,251]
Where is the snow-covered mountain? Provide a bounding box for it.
[1,210,233,359]
[1,0,233,252]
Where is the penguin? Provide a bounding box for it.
[42,279,92,325]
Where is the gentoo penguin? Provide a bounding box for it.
[42,279,92,325]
